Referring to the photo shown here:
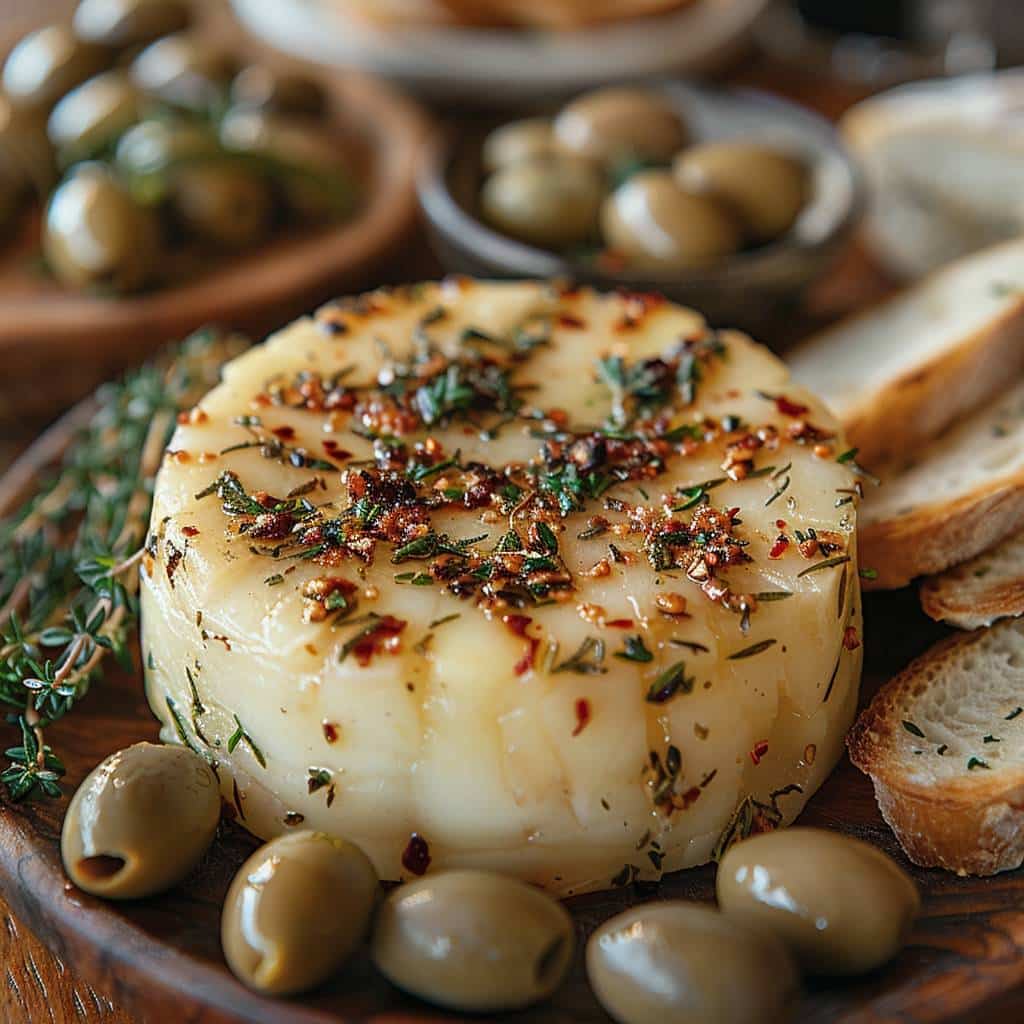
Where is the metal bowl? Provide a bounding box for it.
[417,81,864,337]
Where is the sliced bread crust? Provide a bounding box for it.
[788,238,1024,467]
[847,620,1024,876]
[920,528,1024,629]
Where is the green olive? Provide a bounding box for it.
[132,33,237,113]
[47,70,140,162]
[600,169,742,270]
[229,65,328,118]
[480,154,604,249]
[371,869,574,1012]
[114,117,217,177]
[717,827,920,975]
[44,163,160,292]
[481,118,559,173]
[61,742,219,899]
[554,86,688,168]
[73,0,193,49]
[173,164,273,247]
[2,24,109,112]
[673,142,810,244]
[587,901,799,1024]
[0,95,55,193]
[221,831,378,995]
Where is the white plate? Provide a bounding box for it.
[230,0,769,104]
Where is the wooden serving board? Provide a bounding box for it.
[1,407,1024,1024]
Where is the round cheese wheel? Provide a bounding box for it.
[141,281,862,896]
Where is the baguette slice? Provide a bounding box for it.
[847,618,1024,876]
[788,237,1024,467]
[858,378,1024,589]
[920,529,1024,629]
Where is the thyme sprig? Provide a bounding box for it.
[0,328,248,801]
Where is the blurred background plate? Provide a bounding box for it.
[230,0,770,105]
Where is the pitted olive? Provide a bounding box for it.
[600,169,742,270]
[717,827,920,975]
[0,95,54,193]
[554,86,688,168]
[44,163,160,292]
[74,0,193,49]
[229,65,328,118]
[132,34,237,113]
[481,154,604,249]
[371,869,574,1011]
[173,164,273,247]
[2,24,109,112]
[674,142,810,243]
[47,71,140,162]
[221,831,378,995]
[61,742,219,899]
[220,109,354,220]
[587,901,799,1024]
[481,118,560,173]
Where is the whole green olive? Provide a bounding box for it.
[2,24,109,112]
[587,901,800,1024]
[173,164,273,247]
[47,70,140,162]
[61,742,219,899]
[114,117,217,177]
[480,154,604,249]
[600,169,742,270]
[554,86,688,168]
[481,118,559,173]
[371,869,574,1012]
[132,33,237,113]
[0,95,55,193]
[221,831,378,995]
[229,65,328,118]
[717,827,920,976]
[673,142,810,244]
[44,163,160,292]
[73,0,193,49]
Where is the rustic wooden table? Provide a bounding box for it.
[0,2,900,1020]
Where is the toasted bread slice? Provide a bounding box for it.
[857,378,1024,589]
[787,237,1024,467]
[920,529,1024,629]
[848,618,1024,876]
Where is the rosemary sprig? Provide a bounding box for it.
[0,327,248,801]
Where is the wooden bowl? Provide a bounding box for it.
[418,82,863,337]
[0,16,430,426]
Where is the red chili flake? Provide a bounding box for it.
[322,721,340,743]
[775,519,786,529]
[323,440,353,461]
[402,833,431,876]
[750,740,769,766]
[680,786,701,809]
[768,535,789,559]
[181,526,199,537]
[606,618,634,629]
[502,614,540,676]
[557,313,585,329]
[165,541,183,585]
[843,626,862,651]
[572,698,592,737]
[775,396,809,417]
[250,511,297,540]
[351,615,407,666]
[271,425,296,440]
[726,507,740,521]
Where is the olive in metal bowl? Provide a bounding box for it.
[480,154,604,250]
[173,163,273,247]
[371,869,574,1011]
[600,169,742,270]
[132,33,237,113]
[221,831,378,995]
[2,23,109,112]
[47,70,140,163]
[674,142,810,244]
[716,827,920,975]
[61,742,219,899]
[481,117,559,173]
[587,901,799,1024]
[73,0,193,49]
[554,86,688,169]
[229,65,328,119]
[44,162,161,292]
